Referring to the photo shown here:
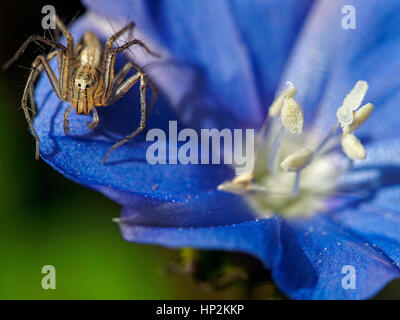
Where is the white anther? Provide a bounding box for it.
[280,80,295,95]
[217,173,267,195]
[336,107,353,126]
[280,97,304,135]
[268,86,297,117]
[343,103,374,134]
[341,133,366,160]
[231,172,255,185]
[283,86,297,99]
[343,81,369,111]
[268,95,285,117]
[280,148,313,172]
[217,172,254,191]
[337,80,369,126]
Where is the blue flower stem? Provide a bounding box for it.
[268,125,284,173]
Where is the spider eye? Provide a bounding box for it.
[77,83,81,87]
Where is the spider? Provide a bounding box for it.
[4,15,159,163]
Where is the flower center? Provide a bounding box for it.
[218,81,374,219]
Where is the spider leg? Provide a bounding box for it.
[101,40,159,100]
[145,76,158,118]
[104,22,135,55]
[103,21,159,56]
[55,15,74,51]
[111,61,158,117]
[101,71,147,163]
[102,23,159,100]
[27,50,59,115]
[2,35,66,70]
[28,90,37,116]
[23,54,62,159]
[54,15,74,99]
[113,61,140,87]
[63,104,74,136]
[101,22,135,99]
[114,39,160,57]
[87,108,99,129]
[102,52,117,100]
[4,15,74,100]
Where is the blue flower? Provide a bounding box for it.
[32,0,400,299]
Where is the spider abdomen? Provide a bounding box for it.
[80,32,102,67]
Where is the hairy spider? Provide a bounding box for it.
[4,15,159,163]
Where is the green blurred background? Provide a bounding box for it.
[0,0,399,300]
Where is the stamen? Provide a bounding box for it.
[280,98,304,135]
[268,95,285,118]
[343,103,374,134]
[341,133,366,160]
[280,148,313,198]
[231,172,254,185]
[280,148,313,172]
[217,172,267,195]
[218,80,374,219]
[257,83,298,166]
[291,171,301,198]
[337,80,368,127]
[217,173,254,191]
[280,148,314,199]
[268,85,297,118]
[268,125,285,173]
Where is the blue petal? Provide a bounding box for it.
[118,217,281,273]
[282,216,400,299]
[331,206,400,276]
[332,138,400,213]
[119,191,256,228]
[83,0,315,128]
[280,0,400,140]
[118,211,400,299]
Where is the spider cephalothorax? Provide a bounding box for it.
[71,65,104,115]
[4,15,159,163]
